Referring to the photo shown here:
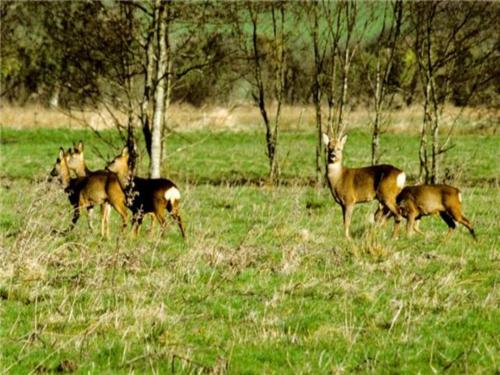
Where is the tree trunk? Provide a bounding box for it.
[419,79,431,183]
[269,4,285,183]
[161,23,173,165]
[311,3,323,185]
[49,84,60,108]
[141,6,157,160]
[336,48,350,135]
[371,58,382,165]
[429,76,440,183]
[250,5,280,184]
[150,0,168,178]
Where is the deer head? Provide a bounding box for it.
[50,148,71,187]
[66,140,86,176]
[106,146,130,185]
[322,133,347,165]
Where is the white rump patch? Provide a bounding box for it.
[458,192,462,203]
[396,172,406,188]
[165,187,181,202]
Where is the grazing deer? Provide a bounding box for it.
[322,133,406,238]
[50,148,128,237]
[105,147,186,239]
[386,184,476,239]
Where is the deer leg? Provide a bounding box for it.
[68,204,81,232]
[148,200,166,234]
[380,197,401,220]
[131,211,141,236]
[406,211,418,237]
[413,219,425,236]
[448,208,476,240]
[69,196,88,232]
[170,200,186,239]
[391,213,402,238]
[101,203,111,238]
[460,216,476,240]
[374,204,389,226]
[439,212,456,237]
[107,184,129,233]
[342,204,354,239]
[110,201,129,233]
[87,206,95,231]
[149,214,157,235]
[156,209,167,231]
[379,196,405,237]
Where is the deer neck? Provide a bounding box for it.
[326,161,345,188]
[115,168,131,189]
[60,163,72,189]
[73,164,88,177]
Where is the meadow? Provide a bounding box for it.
[0,125,498,373]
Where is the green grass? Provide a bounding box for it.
[1,126,499,373]
[1,127,498,185]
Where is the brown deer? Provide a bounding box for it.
[98,146,185,238]
[385,184,476,239]
[50,147,128,237]
[322,133,406,238]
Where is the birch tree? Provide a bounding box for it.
[150,0,169,178]
[409,1,497,183]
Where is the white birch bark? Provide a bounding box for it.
[150,0,168,178]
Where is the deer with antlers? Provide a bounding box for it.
[322,133,406,238]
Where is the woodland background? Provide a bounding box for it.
[2,0,499,182]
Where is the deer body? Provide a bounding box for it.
[393,184,476,239]
[51,148,128,237]
[327,163,405,205]
[105,147,186,238]
[323,134,405,238]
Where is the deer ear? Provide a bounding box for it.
[76,141,84,153]
[122,146,129,157]
[59,147,65,159]
[322,133,330,147]
[339,134,348,149]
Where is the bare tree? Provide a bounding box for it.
[323,0,371,137]
[230,1,287,183]
[409,1,497,183]
[47,1,221,177]
[370,0,403,165]
[304,1,330,185]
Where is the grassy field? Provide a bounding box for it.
[0,126,498,373]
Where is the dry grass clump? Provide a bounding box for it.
[1,178,497,372]
[0,182,222,372]
[2,103,497,134]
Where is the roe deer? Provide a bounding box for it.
[50,147,128,237]
[322,133,406,238]
[105,147,186,239]
[386,184,476,239]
